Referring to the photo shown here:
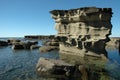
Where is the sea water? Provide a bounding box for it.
[0,38,59,80]
[0,38,120,80]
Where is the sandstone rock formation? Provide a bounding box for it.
[50,7,113,58]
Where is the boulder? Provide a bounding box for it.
[7,39,21,45]
[0,40,8,46]
[39,46,59,52]
[43,38,59,46]
[12,44,24,49]
[12,41,38,50]
[30,45,40,50]
[36,57,76,77]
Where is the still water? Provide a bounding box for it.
[106,49,120,80]
[0,39,59,80]
[0,38,120,80]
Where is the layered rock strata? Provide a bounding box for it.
[50,7,113,58]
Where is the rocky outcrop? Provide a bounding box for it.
[40,38,59,52]
[0,40,8,46]
[106,37,120,49]
[7,39,21,45]
[30,45,40,50]
[12,41,38,50]
[39,46,59,52]
[36,57,107,79]
[43,38,59,46]
[36,57,77,78]
[50,7,113,58]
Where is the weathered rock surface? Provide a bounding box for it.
[36,57,107,79]
[0,40,8,46]
[39,46,59,52]
[43,38,59,46]
[12,41,38,50]
[106,37,120,48]
[40,38,59,52]
[7,39,21,45]
[36,57,76,77]
[50,7,113,58]
[30,45,40,50]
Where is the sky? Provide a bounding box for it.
[0,0,119,37]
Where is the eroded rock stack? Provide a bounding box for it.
[50,7,113,58]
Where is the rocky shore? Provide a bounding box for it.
[0,7,120,80]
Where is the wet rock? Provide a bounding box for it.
[36,57,76,77]
[0,40,8,46]
[43,38,59,46]
[7,39,21,45]
[30,45,40,50]
[12,44,24,49]
[50,7,113,58]
[12,41,38,50]
[39,46,59,52]
[22,42,33,49]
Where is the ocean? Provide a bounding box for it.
[0,38,120,80]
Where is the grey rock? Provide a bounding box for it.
[12,41,38,50]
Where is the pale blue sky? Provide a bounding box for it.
[0,0,119,37]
